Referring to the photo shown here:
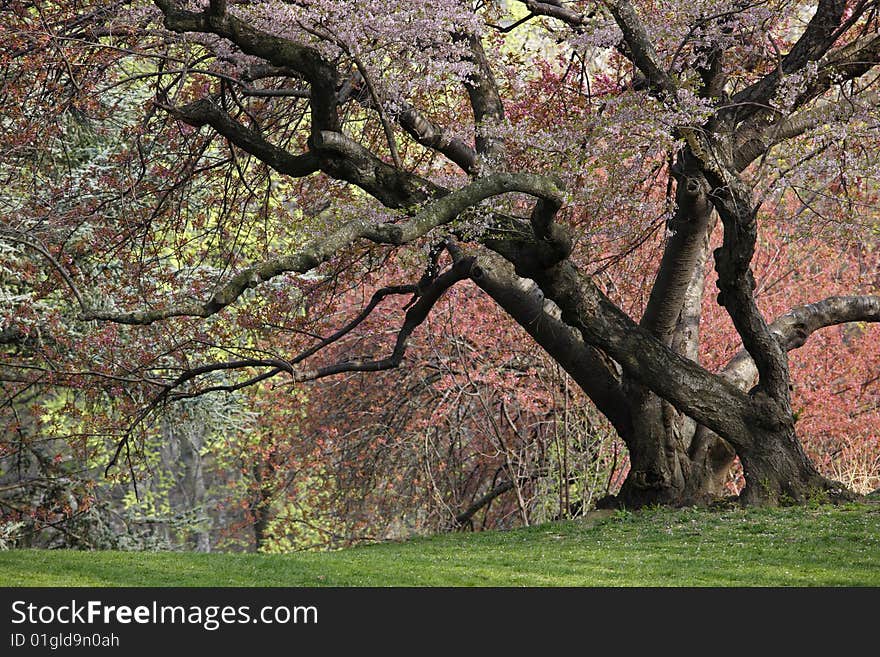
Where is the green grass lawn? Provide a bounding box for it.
[1,503,878,586]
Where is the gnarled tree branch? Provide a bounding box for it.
[688,293,880,478]
[153,0,339,134]
[462,33,506,168]
[311,130,445,208]
[605,0,678,96]
[728,31,880,128]
[470,251,756,450]
[734,88,880,171]
[640,170,714,344]
[343,72,478,174]
[163,97,320,177]
[722,294,880,390]
[79,172,565,325]
[710,173,793,406]
[465,249,631,436]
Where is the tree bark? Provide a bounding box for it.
[737,425,848,505]
[612,165,726,508]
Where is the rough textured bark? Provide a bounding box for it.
[640,170,714,345]
[250,459,275,551]
[611,168,722,507]
[462,33,507,170]
[615,296,739,505]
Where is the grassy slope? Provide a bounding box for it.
[1,504,878,586]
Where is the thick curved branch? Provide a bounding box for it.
[394,102,479,174]
[79,173,565,325]
[605,0,677,96]
[516,1,593,27]
[729,30,880,127]
[710,174,792,405]
[793,32,880,107]
[153,0,339,134]
[482,189,573,274]
[471,252,755,450]
[721,294,880,390]
[154,61,444,207]
[465,250,631,437]
[734,88,880,171]
[164,97,320,177]
[299,22,404,170]
[345,75,478,174]
[726,0,847,123]
[783,0,847,73]
[311,130,444,208]
[689,293,880,464]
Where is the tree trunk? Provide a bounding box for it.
[179,427,211,553]
[610,215,736,509]
[161,419,212,552]
[252,501,271,551]
[250,458,275,551]
[466,237,874,511]
[737,425,848,505]
[613,408,851,508]
[614,387,686,507]
[608,388,735,508]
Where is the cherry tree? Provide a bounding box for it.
[1,0,878,511]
